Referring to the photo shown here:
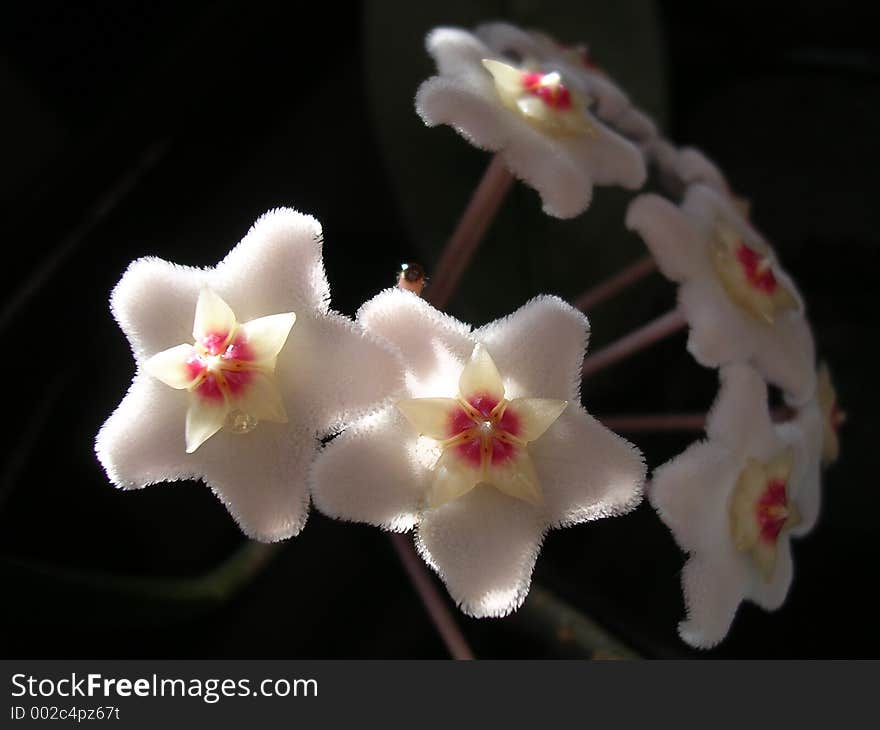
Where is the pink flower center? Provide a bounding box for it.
[189,330,257,402]
[447,394,523,468]
[521,72,572,110]
[756,479,791,544]
[736,244,778,294]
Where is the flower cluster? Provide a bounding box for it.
[93,17,842,653]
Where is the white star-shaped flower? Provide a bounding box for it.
[310,290,645,617]
[626,184,816,405]
[95,208,401,542]
[415,27,647,219]
[650,364,815,648]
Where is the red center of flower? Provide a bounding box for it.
[756,479,790,544]
[736,243,778,294]
[188,330,256,402]
[521,72,572,110]
[447,394,523,467]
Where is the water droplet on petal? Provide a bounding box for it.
[227,409,258,434]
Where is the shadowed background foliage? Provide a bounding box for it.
[0,0,877,658]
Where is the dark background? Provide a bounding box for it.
[0,0,876,658]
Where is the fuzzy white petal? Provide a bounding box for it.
[110,257,205,360]
[498,128,596,218]
[613,106,658,142]
[474,21,545,65]
[276,310,404,432]
[98,373,313,540]
[310,407,424,533]
[705,363,776,454]
[779,405,823,537]
[426,26,494,78]
[416,485,545,618]
[626,193,703,281]
[532,406,645,527]
[416,76,594,219]
[678,554,749,649]
[213,208,329,319]
[562,124,647,190]
[191,420,314,541]
[677,147,729,191]
[680,276,817,405]
[473,295,589,402]
[96,373,194,489]
[357,288,473,395]
[649,439,737,555]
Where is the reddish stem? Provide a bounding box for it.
[426,154,515,310]
[599,413,707,432]
[582,309,687,378]
[573,255,657,312]
[389,533,475,660]
[599,407,797,433]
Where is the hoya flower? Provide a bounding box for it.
[311,291,645,617]
[626,184,816,405]
[475,21,631,122]
[416,27,647,218]
[650,364,814,648]
[95,208,401,542]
